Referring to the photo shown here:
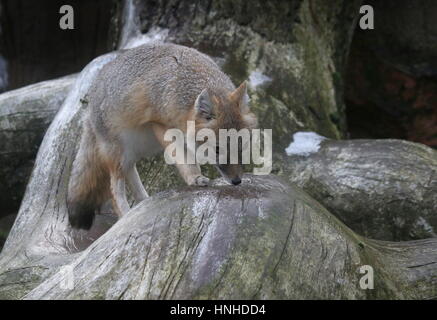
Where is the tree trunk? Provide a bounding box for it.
[0,53,118,299]
[4,169,437,299]
[0,75,76,214]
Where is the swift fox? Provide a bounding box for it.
[67,43,258,229]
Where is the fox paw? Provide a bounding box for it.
[194,175,210,186]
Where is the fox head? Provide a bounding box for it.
[192,81,258,185]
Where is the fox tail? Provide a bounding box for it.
[67,125,109,230]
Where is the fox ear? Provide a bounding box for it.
[195,88,214,119]
[230,81,249,108]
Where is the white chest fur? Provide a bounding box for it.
[119,123,162,168]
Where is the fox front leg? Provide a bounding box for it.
[151,123,209,187]
[176,162,210,186]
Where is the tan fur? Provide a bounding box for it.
[67,43,258,229]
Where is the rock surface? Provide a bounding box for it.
[116,0,364,190]
[131,0,363,150]
[283,136,437,241]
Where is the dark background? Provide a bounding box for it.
[0,0,119,91]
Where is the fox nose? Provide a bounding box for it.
[231,177,241,185]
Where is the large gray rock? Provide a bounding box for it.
[121,0,364,190]
[282,137,437,241]
[131,0,363,150]
[0,75,76,214]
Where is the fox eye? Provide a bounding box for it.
[204,113,215,121]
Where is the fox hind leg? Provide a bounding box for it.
[126,164,148,203]
[99,142,131,218]
[109,169,130,218]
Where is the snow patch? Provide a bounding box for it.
[248,70,272,88]
[416,217,435,235]
[285,131,326,156]
[122,27,169,49]
[118,0,168,49]
[118,0,139,49]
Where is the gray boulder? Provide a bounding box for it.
[283,136,437,241]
